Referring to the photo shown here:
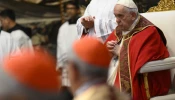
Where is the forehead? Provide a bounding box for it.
[0,16,7,20]
[114,4,127,15]
[0,16,3,19]
[66,4,76,8]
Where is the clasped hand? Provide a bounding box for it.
[106,40,121,57]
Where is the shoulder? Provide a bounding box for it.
[0,31,11,39]
[141,26,158,34]
[11,30,29,39]
[11,30,26,35]
[130,26,163,48]
[133,26,160,39]
[0,31,11,44]
[0,31,10,36]
[143,26,158,33]
[60,22,69,29]
[0,31,12,45]
[58,21,69,35]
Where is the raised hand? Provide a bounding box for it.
[81,16,95,29]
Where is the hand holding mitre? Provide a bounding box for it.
[81,16,95,29]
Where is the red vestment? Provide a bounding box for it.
[104,30,122,45]
[104,31,117,45]
[107,16,171,100]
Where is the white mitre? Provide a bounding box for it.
[116,0,138,9]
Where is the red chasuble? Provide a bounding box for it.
[114,16,171,100]
[104,29,122,45]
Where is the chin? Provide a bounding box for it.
[120,28,125,31]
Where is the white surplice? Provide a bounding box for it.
[77,0,118,42]
[0,31,19,65]
[10,30,33,53]
[57,21,78,86]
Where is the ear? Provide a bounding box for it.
[76,9,81,16]
[130,12,137,21]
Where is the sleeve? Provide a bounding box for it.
[77,4,117,39]
[57,26,66,69]
[76,4,91,39]
[94,15,117,37]
[129,26,169,77]
[130,27,170,100]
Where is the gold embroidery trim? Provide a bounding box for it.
[127,36,134,97]
[144,73,150,99]
[114,30,119,41]
[119,36,133,95]
[119,56,122,92]
[123,25,155,40]
[148,0,175,12]
[114,29,123,42]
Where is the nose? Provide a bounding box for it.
[116,18,121,24]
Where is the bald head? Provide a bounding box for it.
[114,4,138,31]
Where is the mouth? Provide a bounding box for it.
[118,25,122,28]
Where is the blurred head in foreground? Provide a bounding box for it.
[66,37,112,94]
[66,37,129,100]
[0,50,60,100]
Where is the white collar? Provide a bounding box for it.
[122,15,140,35]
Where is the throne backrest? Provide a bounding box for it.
[142,11,175,56]
[141,11,175,87]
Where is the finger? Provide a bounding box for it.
[109,49,114,52]
[111,41,118,44]
[85,17,90,21]
[81,18,86,23]
[108,50,115,54]
[107,42,116,46]
[86,16,94,21]
[82,17,88,21]
[107,41,115,44]
[89,16,94,21]
[108,40,117,44]
[107,45,115,49]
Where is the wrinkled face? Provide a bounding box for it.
[66,4,79,19]
[0,16,10,31]
[114,5,136,31]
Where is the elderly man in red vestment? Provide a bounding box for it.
[106,0,171,100]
